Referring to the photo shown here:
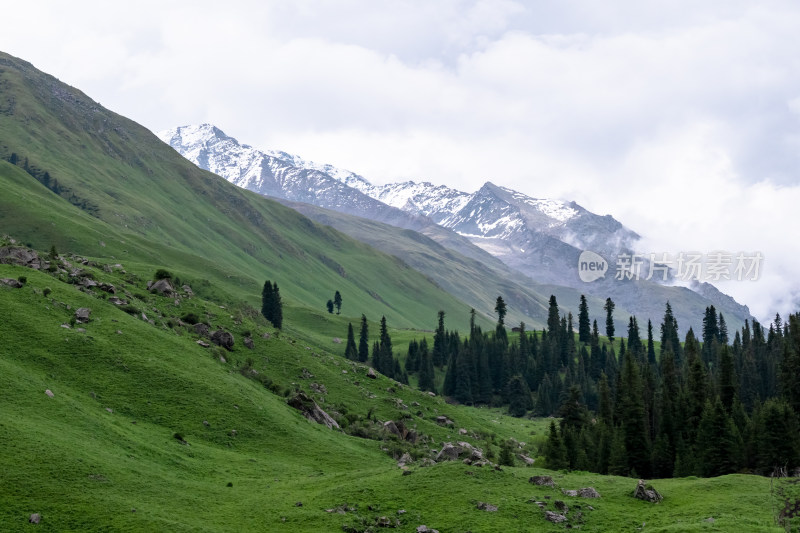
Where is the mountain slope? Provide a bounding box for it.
[0,51,474,329]
[160,124,752,334]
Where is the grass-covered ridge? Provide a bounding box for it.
[0,51,475,330]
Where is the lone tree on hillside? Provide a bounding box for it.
[261,280,283,329]
[334,290,342,314]
[326,299,334,314]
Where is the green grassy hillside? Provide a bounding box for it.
[0,256,792,532]
[0,51,472,331]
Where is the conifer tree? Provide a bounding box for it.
[696,397,742,477]
[334,290,342,314]
[507,375,533,417]
[326,299,334,314]
[433,311,447,367]
[418,339,436,393]
[547,295,560,338]
[718,345,738,412]
[578,294,591,343]
[344,322,358,360]
[604,297,615,343]
[357,314,369,363]
[647,319,656,366]
[544,420,569,470]
[261,280,283,328]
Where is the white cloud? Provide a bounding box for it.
[1,0,799,321]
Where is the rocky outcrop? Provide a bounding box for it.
[0,278,23,288]
[0,246,41,269]
[287,392,340,430]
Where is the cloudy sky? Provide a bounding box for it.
[2,0,799,321]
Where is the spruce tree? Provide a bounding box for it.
[418,339,436,393]
[578,295,591,344]
[547,295,560,338]
[544,420,569,470]
[358,314,369,363]
[507,375,533,417]
[326,299,334,314]
[696,397,742,477]
[271,282,282,329]
[433,311,446,367]
[647,319,656,366]
[604,297,615,343]
[344,323,358,360]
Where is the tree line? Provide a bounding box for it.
[349,293,800,478]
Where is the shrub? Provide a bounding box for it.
[17,276,26,285]
[120,304,139,315]
[154,269,172,280]
[43,287,52,297]
[181,312,200,325]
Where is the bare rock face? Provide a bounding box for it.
[210,330,234,350]
[633,479,663,503]
[287,392,340,430]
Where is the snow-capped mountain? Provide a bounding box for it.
[157,124,752,332]
[158,124,432,231]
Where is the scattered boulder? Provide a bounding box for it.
[476,502,498,512]
[74,308,91,324]
[243,336,254,350]
[194,323,210,337]
[196,340,210,348]
[210,330,235,350]
[384,420,401,438]
[434,441,484,463]
[367,367,377,379]
[416,526,439,533]
[554,500,568,513]
[182,284,193,297]
[0,246,41,269]
[576,487,600,498]
[45,389,54,398]
[530,475,555,487]
[287,392,340,430]
[397,452,414,468]
[29,513,41,524]
[435,416,454,427]
[544,511,567,523]
[0,278,23,288]
[519,454,535,465]
[149,278,175,296]
[458,428,468,435]
[108,297,127,305]
[262,332,271,339]
[332,337,342,344]
[633,479,663,503]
